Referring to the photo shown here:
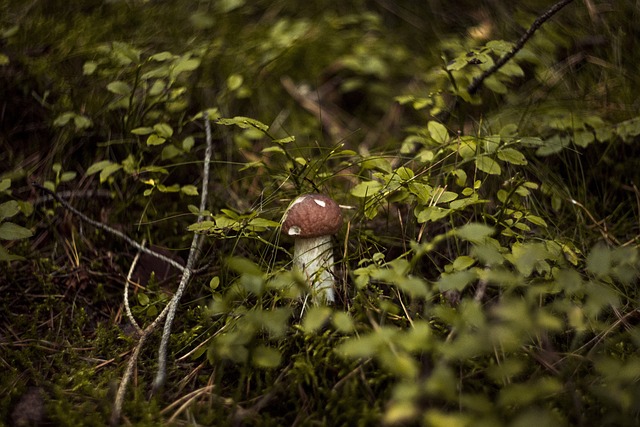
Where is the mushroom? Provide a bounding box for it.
[282,194,343,303]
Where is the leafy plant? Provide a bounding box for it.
[0,178,33,261]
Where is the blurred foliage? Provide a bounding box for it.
[2,0,640,425]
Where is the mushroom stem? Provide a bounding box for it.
[293,236,336,303]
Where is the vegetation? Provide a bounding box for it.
[2,0,640,425]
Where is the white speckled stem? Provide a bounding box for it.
[294,236,336,303]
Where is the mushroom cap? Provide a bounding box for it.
[282,194,343,238]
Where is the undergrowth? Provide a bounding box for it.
[2,0,640,426]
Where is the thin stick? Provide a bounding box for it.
[152,110,213,393]
[124,241,145,336]
[111,277,177,425]
[467,0,575,95]
[110,332,148,426]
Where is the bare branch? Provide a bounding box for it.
[124,242,145,336]
[467,0,575,95]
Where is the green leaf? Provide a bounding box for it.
[455,223,494,243]
[457,136,477,158]
[499,61,524,78]
[180,185,199,196]
[484,75,508,94]
[137,292,150,306]
[332,312,354,332]
[250,308,291,337]
[187,220,216,232]
[573,130,595,148]
[424,410,472,427]
[483,135,500,154]
[449,195,486,210]
[452,255,476,271]
[82,61,98,76]
[0,200,20,221]
[536,135,570,156]
[497,148,527,165]
[149,80,165,96]
[0,178,10,193]
[216,116,269,132]
[394,166,414,181]
[437,270,476,292]
[60,171,77,182]
[217,0,246,15]
[248,218,280,228]
[172,57,201,75]
[141,65,170,80]
[149,51,174,61]
[140,165,169,175]
[227,256,263,276]
[337,333,381,359]
[87,160,115,176]
[432,189,458,204]
[303,306,333,333]
[99,163,122,183]
[157,184,180,193]
[510,242,549,277]
[182,136,195,152]
[227,73,244,91]
[361,156,392,172]
[428,121,449,144]
[73,115,92,130]
[146,134,166,146]
[451,169,466,188]
[252,345,281,369]
[161,145,182,160]
[351,180,383,198]
[447,57,468,71]
[500,123,518,137]
[486,39,514,54]
[0,222,33,240]
[153,123,174,138]
[416,206,450,223]
[396,276,430,298]
[497,377,562,408]
[0,244,24,261]
[525,214,547,227]
[106,80,132,96]
[131,127,154,135]
[53,112,75,127]
[519,136,543,146]
[586,243,611,278]
[272,136,295,144]
[16,201,32,215]
[475,155,501,175]
[111,41,141,65]
[408,182,433,204]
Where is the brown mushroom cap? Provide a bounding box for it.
[282,194,342,238]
